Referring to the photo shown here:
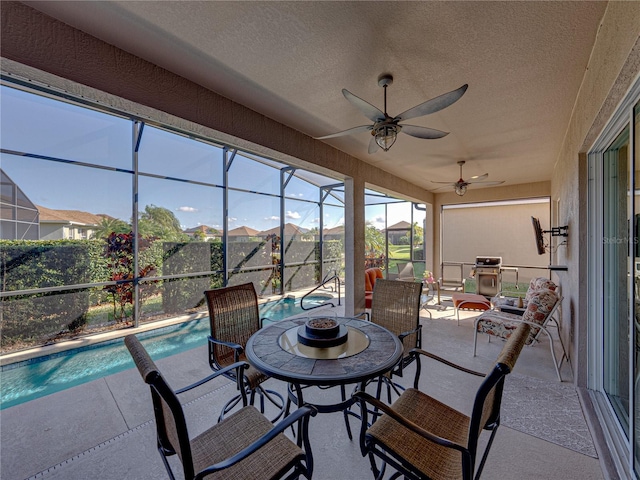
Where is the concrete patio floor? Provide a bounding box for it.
[1,300,606,480]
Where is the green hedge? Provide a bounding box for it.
[161,242,223,313]
[0,240,100,348]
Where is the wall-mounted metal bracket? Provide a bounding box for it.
[545,225,568,237]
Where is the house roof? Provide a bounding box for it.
[386,221,412,231]
[227,225,260,236]
[259,223,306,236]
[323,226,345,235]
[37,205,103,226]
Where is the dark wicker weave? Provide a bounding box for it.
[124,334,316,480]
[205,283,285,421]
[369,278,423,399]
[353,323,531,480]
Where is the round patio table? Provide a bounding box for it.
[245,316,403,437]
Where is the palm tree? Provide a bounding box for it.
[364,222,385,255]
[92,216,130,239]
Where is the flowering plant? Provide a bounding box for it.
[423,270,436,284]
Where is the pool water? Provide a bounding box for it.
[0,295,333,410]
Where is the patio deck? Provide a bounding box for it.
[0,301,605,480]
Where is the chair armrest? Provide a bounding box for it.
[208,335,244,354]
[398,324,422,342]
[196,405,318,477]
[174,361,249,395]
[498,306,525,316]
[410,348,485,388]
[352,391,468,454]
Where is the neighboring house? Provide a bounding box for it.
[183,225,221,241]
[37,205,103,240]
[227,225,260,242]
[384,220,411,245]
[322,225,344,241]
[259,223,309,239]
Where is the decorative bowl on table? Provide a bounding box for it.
[297,316,348,347]
[305,317,340,337]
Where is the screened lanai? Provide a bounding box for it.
[0,83,427,355]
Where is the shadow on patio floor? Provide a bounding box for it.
[0,303,603,480]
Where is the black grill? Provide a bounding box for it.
[474,256,502,297]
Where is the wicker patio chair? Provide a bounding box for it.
[369,278,423,400]
[124,335,316,480]
[353,322,531,480]
[205,283,285,421]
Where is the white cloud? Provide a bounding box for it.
[265,215,280,221]
[311,217,320,224]
[177,206,198,212]
[286,211,301,219]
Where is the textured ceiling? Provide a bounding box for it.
[26,1,607,192]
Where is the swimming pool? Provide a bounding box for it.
[0,294,334,410]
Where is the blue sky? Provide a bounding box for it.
[1,85,415,232]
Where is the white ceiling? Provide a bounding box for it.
[26,1,607,192]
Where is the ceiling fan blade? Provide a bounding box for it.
[468,180,505,186]
[394,84,469,122]
[368,135,379,154]
[430,180,457,185]
[430,184,456,191]
[468,173,489,182]
[342,89,385,122]
[315,125,373,140]
[400,124,449,139]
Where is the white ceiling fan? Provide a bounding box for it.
[315,74,468,154]
[431,160,504,196]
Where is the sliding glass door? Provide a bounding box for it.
[591,92,639,478]
[634,102,640,476]
[602,126,630,433]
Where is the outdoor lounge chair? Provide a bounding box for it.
[353,322,530,480]
[474,285,568,381]
[391,261,416,281]
[369,278,423,400]
[124,335,316,480]
[205,283,285,421]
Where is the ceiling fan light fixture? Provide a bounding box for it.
[455,184,467,196]
[374,125,398,151]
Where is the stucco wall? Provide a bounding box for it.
[441,200,551,277]
[552,2,640,386]
[433,181,551,273]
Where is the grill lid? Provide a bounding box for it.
[475,256,502,267]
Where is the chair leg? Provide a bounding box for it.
[255,386,286,422]
[340,385,353,440]
[475,425,500,480]
[473,325,479,356]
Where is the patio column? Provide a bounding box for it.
[344,176,365,316]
